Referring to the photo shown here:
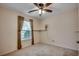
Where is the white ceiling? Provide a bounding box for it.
[0,3,77,19]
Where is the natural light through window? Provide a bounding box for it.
[21,21,32,40]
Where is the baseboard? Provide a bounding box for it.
[40,42,77,51]
[1,49,17,56]
[2,42,40,56]
[2,42,78,56]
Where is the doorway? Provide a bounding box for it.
[17,16,34,49]
[21,20,32,48]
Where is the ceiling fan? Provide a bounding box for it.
[28,3,52,16]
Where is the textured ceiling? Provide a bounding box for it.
[0,3,77,20]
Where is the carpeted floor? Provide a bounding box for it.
[5,43,78,56]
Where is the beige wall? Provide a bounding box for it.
[40,8,78,50]
[0,7,40,55]
[77,4,79,51]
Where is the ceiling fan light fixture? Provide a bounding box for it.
[39,9,42,14]
[28,3,52,16]
[42,10,45,13]
[38,9,45,15]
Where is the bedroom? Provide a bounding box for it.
[0,3,79,56]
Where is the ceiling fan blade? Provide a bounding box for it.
[28,9,38,13]
[34,3,39,8]
[45,3,52,7]
[44,9,52,12]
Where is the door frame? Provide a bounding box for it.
[29,19,34,45]
[17,18,34,50]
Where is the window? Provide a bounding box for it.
[21,21,32,40]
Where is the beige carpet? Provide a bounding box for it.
[5,43,78,56]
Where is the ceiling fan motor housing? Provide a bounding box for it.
[39,3,44,9]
